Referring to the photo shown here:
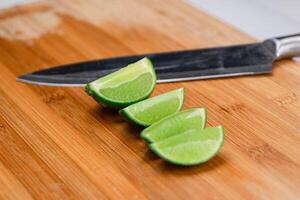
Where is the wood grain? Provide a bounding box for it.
[0,0,299,199]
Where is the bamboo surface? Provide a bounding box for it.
[0,0,300,199]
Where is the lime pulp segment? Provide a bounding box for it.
[120,88,185,126]
[85,57,156,108]
[149,126,224,166]
[140,108,206,143]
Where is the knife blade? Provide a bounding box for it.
[17,34,300,87]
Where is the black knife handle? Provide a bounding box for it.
[269,33,300,59]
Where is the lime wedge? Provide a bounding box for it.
[119,88,185,126]
[85,57,156,108]
[140,108,206,143]
[149,126,224,166]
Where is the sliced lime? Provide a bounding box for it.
[140,108,206,143]
[119,88,185,126]
[85,57,156,108]
[149,126,224,166]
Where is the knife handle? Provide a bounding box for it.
[270,33,300,59]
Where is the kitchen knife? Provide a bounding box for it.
[17,34,300,87]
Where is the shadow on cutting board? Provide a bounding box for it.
[95,106,144,139]
[143,149,226,175]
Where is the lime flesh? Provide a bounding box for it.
[140,108,206,143]
[85,57,156,108]
[149,126,224,166]
[120,88,185,126]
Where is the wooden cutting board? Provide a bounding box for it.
[0,0,299,199]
